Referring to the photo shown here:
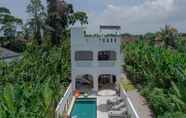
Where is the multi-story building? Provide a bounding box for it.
[71,26,123,93]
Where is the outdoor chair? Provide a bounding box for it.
[107,97,124,105]
[111,102,126,110]
[108,108,128,118]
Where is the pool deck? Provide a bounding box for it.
[97,95,116,118]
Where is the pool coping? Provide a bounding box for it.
[67,96,76,116]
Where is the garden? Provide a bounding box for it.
[123,26,186,118]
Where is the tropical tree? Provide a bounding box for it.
[144,32,156,40]
[159,25,178,48]
[26,0,47,45]
[0,7,22,46]
[46,0,88,45]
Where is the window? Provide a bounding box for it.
[75,51,93,61]
[103,38,105,43]
[98,51,116,61]
[114,38,117,43]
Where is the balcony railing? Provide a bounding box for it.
[75,61,116,67]
[75,61,93,67]
[98,61,116,67]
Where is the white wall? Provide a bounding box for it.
[71,27,123,91]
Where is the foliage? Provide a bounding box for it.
[61,30,70,80]
[3,40,26,52]
[124,41,186,117]
[0,7,22,46]
[26,0,47,45]
[0,42,70,118]
[144,32,156,40]
[158,25,178,48]
[46,0,88,45]
[174,36,186,53]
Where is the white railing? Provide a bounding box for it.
[120,85,140,118]
[75,61,116,67]
[98,61,115,67]
[76,61,93,67]
[56,84,73,118]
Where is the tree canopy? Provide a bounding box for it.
[46,0,88,45]
[0,7,22,46]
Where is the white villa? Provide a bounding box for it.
[71,25,123,93]
[56,26,139,118]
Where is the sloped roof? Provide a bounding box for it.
[0,47,20,59]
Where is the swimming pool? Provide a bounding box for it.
[70,98,96,118]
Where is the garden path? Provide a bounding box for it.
[121,74,154,118]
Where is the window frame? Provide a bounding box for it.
[75,51,93,61]
[98,50,117,61]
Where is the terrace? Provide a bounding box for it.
[56,80,140,118]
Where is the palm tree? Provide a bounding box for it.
[26,0,46,45]
[159,25,178,48]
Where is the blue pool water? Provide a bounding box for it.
[70,98,96,118]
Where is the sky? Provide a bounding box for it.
[0,0,186,34]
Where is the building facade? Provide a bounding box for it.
[71,26,123,93]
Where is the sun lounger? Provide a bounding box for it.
[111,102,126,110]
[107,97,124,105]
[108,108,128,118]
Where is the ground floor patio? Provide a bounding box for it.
[56,81,139,118]
[76,89,126,118]
[97,95,116,118]
[72,73,119,93]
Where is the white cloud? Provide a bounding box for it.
[86,0,186,34]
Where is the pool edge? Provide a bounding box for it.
[67,96,76,116]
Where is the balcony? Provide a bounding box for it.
[75,61,93,67]
[74,61,116,68]
[98,61,115,67]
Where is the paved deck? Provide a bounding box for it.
[97,96,116,118]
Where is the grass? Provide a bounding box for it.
[121,79,135,91]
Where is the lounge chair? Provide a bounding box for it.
[111,102,126,110]
[107,97,124,105]
[108,108,128,118]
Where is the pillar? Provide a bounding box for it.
[93,75,98,92]
[72,75,76,91]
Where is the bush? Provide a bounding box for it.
[0,43,70,118]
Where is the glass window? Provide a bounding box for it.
[114,38,117,43]
[75,51,93,61]
[103,38,105,43]
[98,51,116,61]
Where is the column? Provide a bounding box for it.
[71,75,76,91]
[93,75,98,92]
